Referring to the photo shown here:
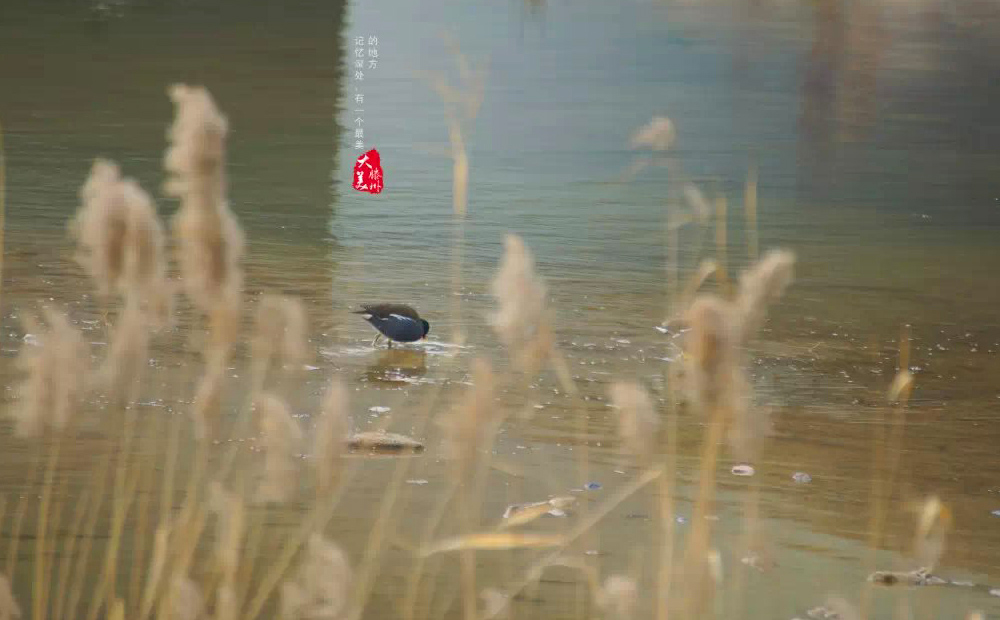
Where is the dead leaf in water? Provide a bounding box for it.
[420,532,564,557]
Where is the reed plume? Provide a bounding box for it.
[10,307,90,437]
[255,393,303,504]
[630,116,675,151]
[489,234,553,374]
[168,574,204,620]
[682,249,795,460]
[734,249,795,340]
[164,84,245,439]
[314,377,350,495]
[250,294,309,393]
[208,482,246,582]
[71,159,172,400]
[425,34,487,217]
[608,381,660,465]
[72,159,170,308]
[164,84,245,349]
[0,575,20,620]
[279,534,353,620]
[439,358,498,479]
[594,575,638,620]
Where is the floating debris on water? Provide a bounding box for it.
[868,567,946,586]
[991,510,1000,517]
[502,496,576,527]
[675,516,687,524]
[347,431,424,454]
[406,479,429,485]
[792,472,812,484]
[584,481,602,490]
[732,464,755,477]
[368,406,391,414]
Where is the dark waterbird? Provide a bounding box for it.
[353,303,430,348]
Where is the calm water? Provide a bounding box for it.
[1,0,1000,617]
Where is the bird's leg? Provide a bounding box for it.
[372,333,381,348]
[388,339,393,349]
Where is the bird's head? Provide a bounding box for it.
[421,319,430,339]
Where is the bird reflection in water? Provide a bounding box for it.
[364,348,428,385]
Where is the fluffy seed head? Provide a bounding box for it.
[72,159,171,317]
[280,534,352,620]
[255,393,303,504]
[608,381,660,463]
[441,358,498,477]
[11,307,90,437]
[490,234,552,372]
[314,377,350,492]
[251,294,309,391]
[164,84,245,330]
[735,249,795,340]
[630,116,675,151]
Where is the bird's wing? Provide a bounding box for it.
[359,303,420,320]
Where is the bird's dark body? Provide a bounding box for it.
[353,303,429,345]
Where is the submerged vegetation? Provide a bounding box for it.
[0,73,991,620]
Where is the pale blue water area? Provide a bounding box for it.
[2,0,1000,617]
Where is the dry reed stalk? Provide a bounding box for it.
[164,84,245,443]
[243,461,360,620]
[483,467,663,618]
[421,34,486,218]
[402,481,460,620]
[159,407,184,527]
[0,119,6,320]
[84,400,141,620]
[744,163,758,261]
[63,454,111,620]
[863,325,914,616]
[0,575,20,620]
[208,482,246,585]
[341,354,471,620]
[154,509,208,620]
[42,493,67,619]
[52,487,91,620]
[451,220,466,346]
[130,425,161,614]
[138,524,171,620]
[33,437,67,620]
[729,471,763,619]
[714,191,730,294]
[234,511,267,617]
[5,458,37,583]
